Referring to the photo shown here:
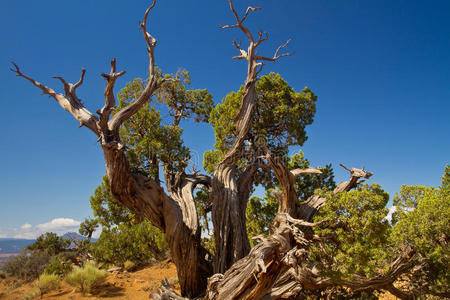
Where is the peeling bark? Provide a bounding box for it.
[297,163,373,221]
[13,1,424,299]
[211,0,292,274]
[12,2,211,297]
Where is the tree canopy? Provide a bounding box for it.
[11,1,449,299]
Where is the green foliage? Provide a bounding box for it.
[90,176,133,228]
[287,151,336,201]
[27,232,70,256]
[204,73,317,175]
[157,69,214,124]
[246,192,278,247]
[23,287,40,300]
[36,273,60,298]
[78,218,99,240]
[44,256,72,276]
[2,250,51,281]
[312,184,391,280]
[246,151,335,244]
[91,219,167,267]
[441,164,449,189]
[116,71,213,179]
[87,70,212,266]
[391,176,449,294]
[88,175,168,267]
[65,262,108,294]
[123,260,136,271]
[2,232,74,282]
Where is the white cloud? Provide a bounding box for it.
[0,218,81,239]
[35,218,80,232]
[20,223,32,230]
[385,206,396,223]
[92,228,102,239]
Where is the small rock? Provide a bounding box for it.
[107,267,122,272]
[135,279,146,283]
[140,285,151,291]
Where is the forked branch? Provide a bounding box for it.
[256,39,293,62]
[11,63,99,135]
[334,163,373,193]
[108,0,161,133]
[261,143,322,216]
[220,0,261,43]
[98,58,126,133]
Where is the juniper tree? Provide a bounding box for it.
[12,1,449,299]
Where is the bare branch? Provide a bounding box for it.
[11,63,99,135]
[274,39,292,58]
[220,0,258,43]
[241,6,262,24]
[256,39,293,62]
[97,58,126,134]
[140,0,158,76]
[51,76,70,94]
[108,1,160,132]
[255,30,268,46]
[151,278,189,300]
[255,62,264,76]
[339,163,352,172]
[232,39,247,59]
[278,213,328,228]
[290,168,322,178]
[73,68,86,90]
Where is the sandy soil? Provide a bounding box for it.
[0,262,178,300]
[0,262,400,299]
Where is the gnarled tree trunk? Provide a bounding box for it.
[11,2,211,297]
[12,1,424,299]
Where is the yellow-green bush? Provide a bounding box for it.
[123,260,135,271]
[36,273,60,297]
[65,262,108,294]
[23,287,40,300]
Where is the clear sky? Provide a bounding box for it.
[0,0,449,238]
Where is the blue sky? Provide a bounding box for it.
[0,0,449,238]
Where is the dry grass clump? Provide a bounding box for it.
[36,273,60,298]
[123,260,136,271]
[23,287,40,300]
[65,262,108,294]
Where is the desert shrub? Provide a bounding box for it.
[89,177,168,266]
[44,257,72,276]
[36,273,60,298]
[23,287,40,300]
[2,250,51,281]
[91,220,167,266]
[123,260,135,271]
[65,262,108,294]
[27,232,70,256]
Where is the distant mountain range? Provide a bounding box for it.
[0,238,35,268]
[0,238,35,255]
[61,232,85,241]
[0,232,98,268]
[0,233,84,269]
[0,232,88,255]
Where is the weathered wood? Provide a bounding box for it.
[211,0,293,274]
[13,1,424,299]
[297,163,373,221]
[13,3,211,297]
